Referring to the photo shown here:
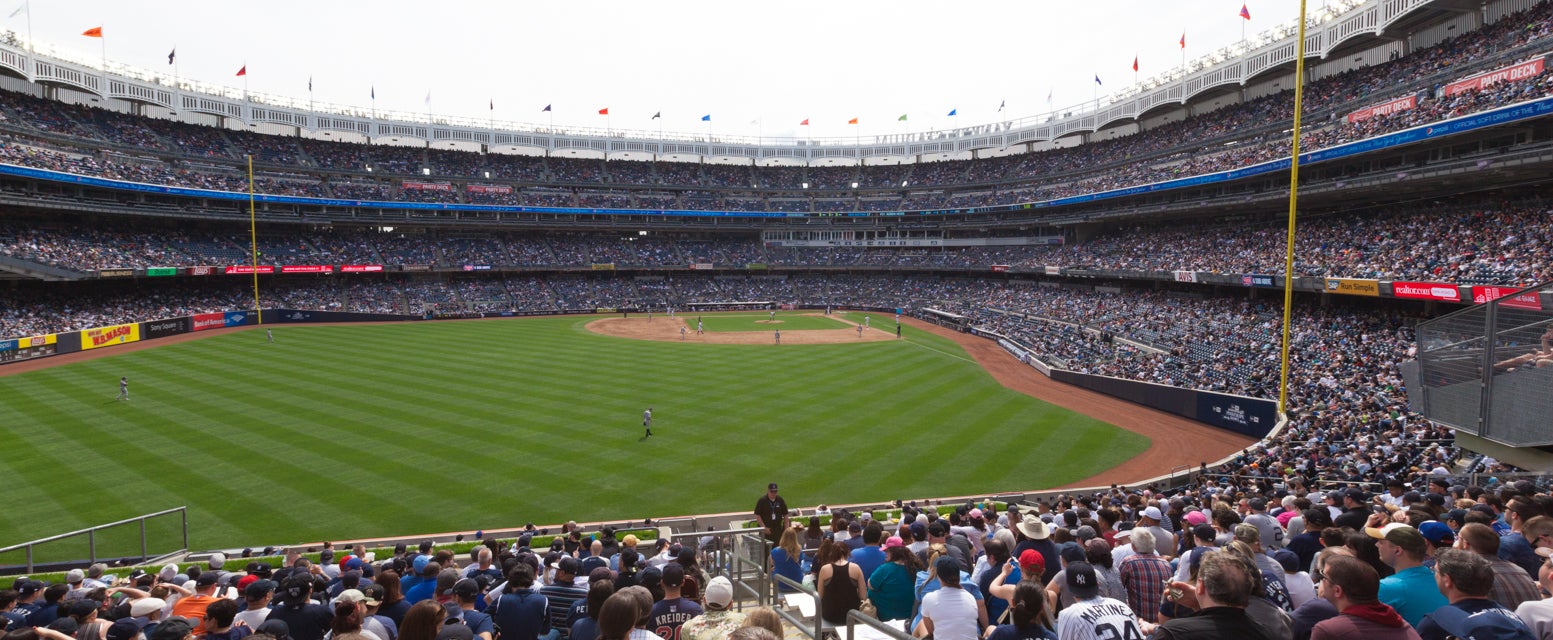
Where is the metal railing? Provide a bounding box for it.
[665,528,771,611]
[0,507,187,574]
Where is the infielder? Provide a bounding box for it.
[680,326,686,340]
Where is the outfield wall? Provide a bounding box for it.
[0,309,419,367]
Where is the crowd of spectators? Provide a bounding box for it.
[0,4,1543,215]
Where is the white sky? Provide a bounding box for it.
[10,1,1309,141]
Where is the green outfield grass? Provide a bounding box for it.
[695,311,850,332]
[0,315,1147,553]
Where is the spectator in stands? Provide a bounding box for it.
[539,557,586,636]
[266,576,331,640]
[1416,549,1534,640]
[770,527,803,593]
[645,563,699,640]
[816,538,865,627]
[396,601,445,640]
[568,580,612,640]
[916,556,984,640]
[1367,522,1446,628]
[1153,551,1272,640]
[869,539,921,623]
[487,565,550,640]
[983,581,1055,640]
[1309,555,1419,640]
[1119,529,1173,624]
[1455,523,1541,612]
[678,577,741,640]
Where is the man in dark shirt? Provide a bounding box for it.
[648,563,702,640]
[754,483,789,543]
[1285,508,1330,572]
[488,565,549,640]
[1154,551,1274,640]
[1334,488,1373,532]
[265,575,332,640]
[1416,548,1534,640]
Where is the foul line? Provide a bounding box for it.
[902,337,978,364]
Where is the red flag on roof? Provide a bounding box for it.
[847,117,858,125]
[1132,56,1139,72]
[598,107,609,115]
[81,26,103,37]
[800,118,809,126]
[235,65,247,77]
[1240,3,1252,20]
[1179,33,1186,49]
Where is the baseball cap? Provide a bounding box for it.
[68,600,101,619]
[1345,487,1368,502]
[130,597,166,617]
[196,572,221,587]
[1192,524,1217,542]
[149,617,194,640]
[1065,562,1099,599]
[334,589,366,606]
[47,617,80,637]
[1418,521,1455,546]
[1142,507,1163,521]
[256,620,291,640]
[660,562,685,587]
[637,566,662,590]
[106,620,140,640]
[909,522,927,540]
[436,624,474,640]
[884,536,904,549]
[359,583,385,606]
[933,556,959,582]
[1183,510,1208,526]
[556,556,581,577]
[1017,549,1046,575]
[66,569,85,584]
[768,483,778,491]
[16,579,43,595]
[704,576,734,610]
[1271,549,1300,573]
[969,508,984,520]
[245,579,277,600]
[451,579,481,599]
[1364,523,1426,555]
[1233,523,1260,545]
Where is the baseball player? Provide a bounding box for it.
[680,326,686,340]
[117,376,129,401]
[774,329,780,345]
[267,328,274,343]
[643,408,653,438]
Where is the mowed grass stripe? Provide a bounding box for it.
[0,316,1148,547]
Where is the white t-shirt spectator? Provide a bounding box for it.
[919,586,979,640]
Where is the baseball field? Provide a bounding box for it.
[0,312,1148,555]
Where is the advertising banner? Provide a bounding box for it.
[141,317,189,339]
[225,265,275,275]
[192,312,226,331]
[189,266,218,276]
[1393,281,1463,302]
[20,335,55,348]
[224,311,252,327]
[81,323,141,350]
[401,180,453,191]
[466,184,513,194]
[462,265,493,271]
[339,264,383,273]
[98,269,135,277]
[145,267,178,277]
[591,263,616,271]
[990,265,1010,273]
[1194,394,1278,438]
[1443,57,1546,97]
[280,265,332,274]
[401,264,432,272]
[1173,270,1197,283]
[1242,274,1276,287]
[745,263,768,270]
[1347,95,1418,123]
[688,263,714,270]
[0,339,14,352]
[1471,286,1542,310]
[1325,278,1380,297]
[1044,266,1061,275]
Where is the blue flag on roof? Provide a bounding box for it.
[947,109,957,116]
[701,114,711,121]
[1094,75,1102,86]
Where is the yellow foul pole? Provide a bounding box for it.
[248,154,261,325]
[1277,0,1310,415]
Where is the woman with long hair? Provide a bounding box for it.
[867,541,920,622]
[984,581,1056,639]
[395,601,444,640]
[816,539,865,626]
[327,599,368,640]
[801,517,825,555]
[771,527,804,593]
[373,571,410,628]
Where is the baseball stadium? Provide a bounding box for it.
[3,1,1553,638]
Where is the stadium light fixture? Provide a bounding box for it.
[901,180,909,187]
[638,230,648,236]
[851,182,859,189]
[801,182,809,189]
[483,171,490,179]
[422,168,431,176]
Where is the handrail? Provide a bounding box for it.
[0,507,187,574]
[844,610,915,640]
[772,573,824,640]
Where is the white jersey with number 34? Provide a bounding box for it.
[1056,597,1143,640]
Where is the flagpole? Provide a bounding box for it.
[248,154,262,327]
[23,0,31,54]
